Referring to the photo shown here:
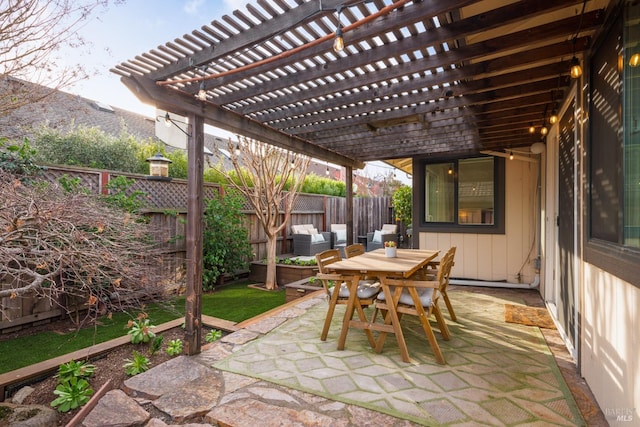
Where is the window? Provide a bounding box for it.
[420,156,504,233]
[589,1,640,250]
[586,1,640,287]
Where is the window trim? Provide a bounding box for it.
[414,155,505,234]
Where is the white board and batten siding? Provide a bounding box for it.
[419,159,539,284]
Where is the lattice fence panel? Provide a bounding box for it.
[40,167,101,192]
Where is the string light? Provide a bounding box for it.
[333,6,345,53]
[509,152,514,160]
[195,81,207,101]
[529,123,536,134]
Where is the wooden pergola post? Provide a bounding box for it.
[184,113,204,355]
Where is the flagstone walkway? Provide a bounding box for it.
[80,286,607,427]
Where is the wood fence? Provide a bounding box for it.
[1,165,394,332]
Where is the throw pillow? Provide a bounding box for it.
[309,228,319,235]
[373,230,383,243]
[336,229,347,242]
[312,233,325,243]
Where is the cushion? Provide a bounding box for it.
[329,280,381,299]
[292,224,313,234]
[311,233,325,243]
[336,229,347,242]
[377,287,433,307]
[372,230,383,243]
[381,224,397,234]
[309,228,319,235]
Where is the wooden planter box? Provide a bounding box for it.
[284,278,323,303]
[249,261,318,287]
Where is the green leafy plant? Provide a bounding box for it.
[392,185,412,227]
[50,377,93,412]
[126,313,156,344]
[202,190,253,290]
[123,351,151,376]
[104,176,147,213]
[56,360,95,383]
[205,329,223,343]
[166,339,183,356]
[0,138,42,180]
[150,335,164,355]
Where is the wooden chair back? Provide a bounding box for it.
[344,243,365,259]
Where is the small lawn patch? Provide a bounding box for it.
[0,281,284,373]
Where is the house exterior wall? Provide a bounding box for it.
[581,265,639,422]
[418,158,539,283]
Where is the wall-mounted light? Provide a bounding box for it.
[146,152,172,178]
[157,113,191,136]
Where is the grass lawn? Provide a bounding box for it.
[0,281,285,373]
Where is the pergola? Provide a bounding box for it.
[111,0,608,353]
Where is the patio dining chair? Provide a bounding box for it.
[315,249,381,342]
[371,249,455,364]
[344,243,365,259]
[425,246,457,321]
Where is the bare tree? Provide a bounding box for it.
[0,170,165,326]
[219,136,311,290]
[0,0,117,116]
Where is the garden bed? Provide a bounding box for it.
[249,259,318,287]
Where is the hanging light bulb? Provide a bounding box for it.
[630,53,640,67]
[333,5,344,53]
[164,113,172,127]
[234,144,241,156]
[326,165,330,176]
[195,81,207,101]
[541,124,549,136]
[509,151,514,160]
[549,107,558,125]
[570,56,582,79]
[333,26,344,53]
[448,166,453,175]
[528,123,536,134]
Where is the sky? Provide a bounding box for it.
[58,0,410,184]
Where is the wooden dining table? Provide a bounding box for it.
[325,248,439,363]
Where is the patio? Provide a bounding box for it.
[81,285,606,426]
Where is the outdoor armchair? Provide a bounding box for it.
[366,223,398,251]
[330,224,347,256]
[291,224,331,256]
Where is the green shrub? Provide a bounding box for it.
[0,138,42,180]
[392,185,412,226]
[202,189,253,290]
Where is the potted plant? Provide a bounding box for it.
[384,240,397,258]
